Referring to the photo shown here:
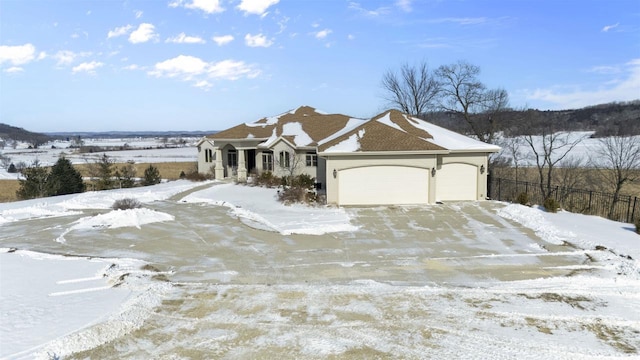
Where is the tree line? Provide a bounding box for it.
[17,155,162,200]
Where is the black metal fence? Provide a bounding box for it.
[489,177,639,224]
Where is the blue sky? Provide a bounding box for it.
[1,0,639,132]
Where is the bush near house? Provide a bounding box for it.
[278,174,318,205]
[254,171,281,188]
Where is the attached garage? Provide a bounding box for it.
[436,163,478,201]
[338,166,430,206]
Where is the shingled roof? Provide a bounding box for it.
[318,109,500,153]
[207,106,365,147]
[205,107,499,153]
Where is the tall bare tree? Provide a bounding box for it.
[522,112,585,200]
[380,61,440,117]
[436,60,509,143]
[591,136,640,218]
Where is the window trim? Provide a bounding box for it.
[305,152,317,167]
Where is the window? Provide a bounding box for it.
[227,150,237,168]
[205,149,213,163]
[262,152,273,171]
[305,152,317,167]
[279,151,290,168]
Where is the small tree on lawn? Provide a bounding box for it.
[89,153,115,190]
[7,163,17,173]
[46,157,85,196]
[115,160,137,188]
[141,164,161,186]
[17,161,49,200]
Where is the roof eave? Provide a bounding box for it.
[318,150,451,157]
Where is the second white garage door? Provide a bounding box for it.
[338,166,429,206]
[436,163,478,201]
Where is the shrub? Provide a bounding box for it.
[183,169,212,181]
[255,171,281,188]
[7,163,17,173]
[515,192,529,206]
[543,197,560,213]
[277,174,318,205]
[112,198,142,210]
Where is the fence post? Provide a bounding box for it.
[588,191,592,212]
[498,178,501,200]
[632,197,638,224]
[627,196,633,223]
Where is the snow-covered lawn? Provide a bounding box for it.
[0,181,639,359]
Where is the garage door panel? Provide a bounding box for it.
[436,163,477,201]
[339,166,429,206]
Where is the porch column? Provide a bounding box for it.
[214,148,224,179]
[237,149,247,181]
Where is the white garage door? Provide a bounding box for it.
[338,166,429,206]
[436,163,478,201]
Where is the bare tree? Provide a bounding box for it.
[381,61,440,117]
[522,115,585,200]
[274,149,305,180]
[591,136,640,218]
[436,60,509,143]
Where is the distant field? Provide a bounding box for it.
[0,180,20,202]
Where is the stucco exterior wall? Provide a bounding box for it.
[197,139,216,174]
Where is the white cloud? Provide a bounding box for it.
[395,0,412,12]
[602,23,619,32]
[213,35,234,46]
[129,23,158,44]
[52,50,91,66]
[237,0,279,16]
[244,33,273,47]
[347,34,355,40]
[194,80,212,90]
[135,10,143,19]
[208,59,260,79]
[123,64,140,70]
[428,17,488,25]
[72,61,104,74]
[526,59,640,109]
[4,66,24,73]
[166,33,206,44]
[169,0,224,14]
[314,29,332,40]
[348,2,390,17]
[107,24,133,39]
[37,51,47,60]
[148,55,260,87]
[0,43,36,66]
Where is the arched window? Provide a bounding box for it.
[279,151,290,168]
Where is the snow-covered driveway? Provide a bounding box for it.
[1,181,638,359]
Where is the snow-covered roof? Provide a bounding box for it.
[208,107,500,153]
[208,106,366,148]
[319,110,500,153]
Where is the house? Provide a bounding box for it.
[197,106,500,206]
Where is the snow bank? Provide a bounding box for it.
[0,249,168,359]
[181,183,358,235]
[498,203,640,276]
[0,180,208,224]
[497,204,574,245]
[56,208,175,243]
